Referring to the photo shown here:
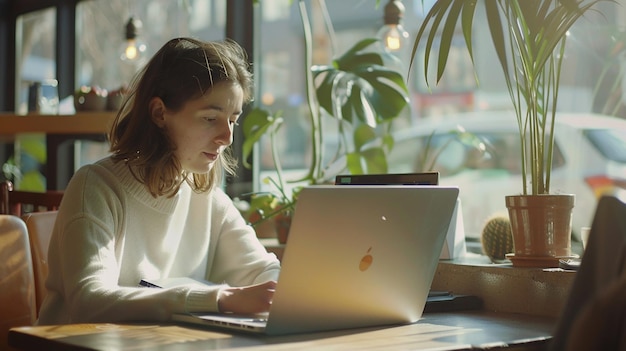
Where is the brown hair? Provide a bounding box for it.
[109,37,254,197]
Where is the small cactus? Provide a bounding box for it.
[481,215,513,262]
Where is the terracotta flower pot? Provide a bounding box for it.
[505,194,575,258]
[274,211,292,244]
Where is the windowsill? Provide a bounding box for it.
[433,253,576,318]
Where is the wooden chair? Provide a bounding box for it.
[0,180,64,216]
[21,211,57,316]
[0,215,37,349]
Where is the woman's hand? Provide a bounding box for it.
[217,280,277,314]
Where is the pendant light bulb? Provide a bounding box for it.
[377,0,409,53]
[120,16,147,62]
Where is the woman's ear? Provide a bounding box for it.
[149,97,166,128]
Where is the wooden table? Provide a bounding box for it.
[0,113,116,190]
[8,310,555,350]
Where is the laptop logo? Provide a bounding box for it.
[359,247,374,271]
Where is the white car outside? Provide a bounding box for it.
[388,111,626,245]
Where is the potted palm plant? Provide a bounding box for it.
[240,0,410,242]
[411,0,602,265]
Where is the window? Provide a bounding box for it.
[262,0,291,21]
[3,0,228,191]
[10,8,57,191]
[15,7,56,114]
[6,0,626,254]
[73,0,227,170]
[76,0,226,94]
[253,1,626,250]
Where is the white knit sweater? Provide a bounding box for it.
[37,156,280,324]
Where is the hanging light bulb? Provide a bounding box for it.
[377,0,409,53]
[120,16,147,62]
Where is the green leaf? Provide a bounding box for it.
[410,0,454,86]
[314,69,341,117]
[343,85,363,124]
[241,108,283,169]
[382,132,395,151]
[437,0,465,80]
[353,124,377,151]
[360,147,388,174]
[461,0,478,67]
[335,51,385,71]
[315,38,409,126]
[356,67,409,121]
[336,38,381,66]
[346,152,364,174]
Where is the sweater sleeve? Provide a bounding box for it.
[205,189,281,286]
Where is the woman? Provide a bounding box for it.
[37,37,280,324]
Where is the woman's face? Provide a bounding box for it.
[153,81,244,174]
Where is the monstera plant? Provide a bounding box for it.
[240,0,409,236]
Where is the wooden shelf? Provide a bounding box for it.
[0,112,116,135]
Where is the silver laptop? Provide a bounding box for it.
[172,185,459,335]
